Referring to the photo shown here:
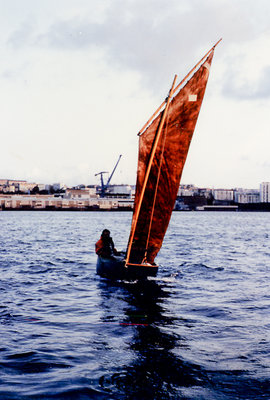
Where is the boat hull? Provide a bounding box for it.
[96,257,158,280]
[126,263,158,279]
[96,256,126,280]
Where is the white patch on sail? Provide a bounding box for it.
[204,62,210,72]
[189,94,197,102]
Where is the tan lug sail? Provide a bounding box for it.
[126,41,220,269]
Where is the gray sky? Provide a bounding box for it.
[1,0,270,188]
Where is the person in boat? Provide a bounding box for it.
[96,229,126,279]
[95,229,119,259]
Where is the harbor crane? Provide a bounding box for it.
[95,154,122,197]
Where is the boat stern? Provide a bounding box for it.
[125,263,158,279]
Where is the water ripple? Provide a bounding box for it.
[0,211,269,399]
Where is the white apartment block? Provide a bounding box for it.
[177,185,198,196]
[19,182,37,192]
[260,182,270,203]
[213,189,234,201]
[236,193,260,203]
[234,189,260,204]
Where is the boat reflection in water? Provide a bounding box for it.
[97,278,207,399]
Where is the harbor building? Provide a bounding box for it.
[65,188,96,199]
[234,189,260,204]
[18,182,38,193]
[1,177,270,211]
[212,189,234,202]
[105,184,134,197]
[260,182,270,203]
[0,179,27,193]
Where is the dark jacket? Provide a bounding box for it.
[95,236,117,258]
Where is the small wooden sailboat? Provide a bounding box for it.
[97,40,221,280]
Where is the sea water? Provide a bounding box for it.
[0,211,269,399]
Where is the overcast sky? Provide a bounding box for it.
[1,0,270,189]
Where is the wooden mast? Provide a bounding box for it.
[138,38,222,136]
[126,74,178,267]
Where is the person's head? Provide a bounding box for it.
[101,229,110,239]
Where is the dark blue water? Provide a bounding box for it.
[0,211,269,399]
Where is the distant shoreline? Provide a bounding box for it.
[1,205,270,212]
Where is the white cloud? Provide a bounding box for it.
[1,0,270,188]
